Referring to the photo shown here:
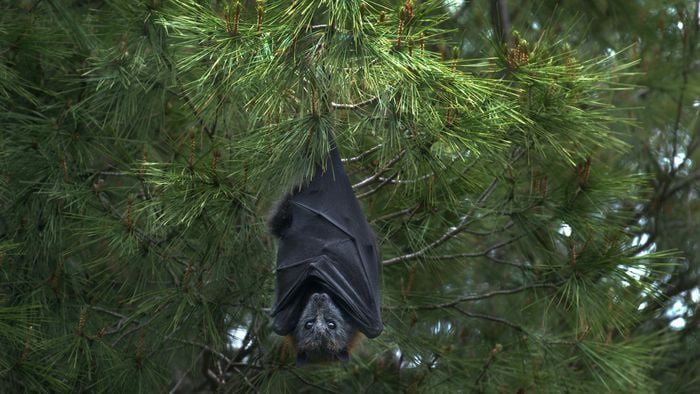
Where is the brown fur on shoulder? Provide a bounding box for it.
[284,330,364,365]
[346,330,363,353]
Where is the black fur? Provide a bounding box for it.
[268,197,292,238]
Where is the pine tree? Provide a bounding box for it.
[0,1,677,392]
[445,2,700,391]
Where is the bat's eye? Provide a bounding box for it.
[304,320,314,330]
[327,320,336,329]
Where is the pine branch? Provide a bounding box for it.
[91,304,236,370]
[112,318,152,346]
[178,341,231,365]
[454,307,525,332]
[27,0,44,12]
[93,189,187,266]
[205,368,225,388]
[228,366,257,392]
[377,173,434,184]
[409,280,564,310]
[342,144,382,163]
[424,234,525,260]
[370,204,420,223]
[381,180,496,266]
[357,171,398,199]
[489,0,511,47]
[331,96,378,110]
[167,87,215,139]
[484,254,532,269]
[290,370,341,394]
[88,307,133,339]
[665,169,700,197]
[169,349,205,394]
[668,6,696,179]
[382,148,524,266]
[461,221,515,236]
[352,149,406,189]
[89,306,150,345]
[473,341,504,388]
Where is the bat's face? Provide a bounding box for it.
[293,292,354,362]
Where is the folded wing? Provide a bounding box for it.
[270,137,383,338]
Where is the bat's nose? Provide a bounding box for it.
[311,293,329,305]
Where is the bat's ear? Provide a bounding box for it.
[295,352,308,367]
[336,349,349,363]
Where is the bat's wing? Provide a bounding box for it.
[271,136,382,338]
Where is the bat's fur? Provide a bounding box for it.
[268,197,292,238]
[268,196,359,364]
[293,292,358,364]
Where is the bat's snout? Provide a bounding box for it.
[310,292,330,305]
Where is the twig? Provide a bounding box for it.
[342,144,382,163]
[454,307,525,332]
[377,173,434,184]
[90,305,128,319]
[89,305,134,337]
[167,87,215,138]
[112,318,150,346]
[489,0,511,47]
[352,149,406,189]
[668,16,692,178]
[372,153,478,185]
[425,234,525,260]
[445,282,562,307]
[27,0,44,12]
[484,254,532,269]
[664,169,700,197]
[91,306,246,388]
[407,281,563,310]
[473,340,503,388]
[167,336,233,366]
[382,179,498,266]
[206,369,225,386]
[229,366,257,392]
[382,148,524,266]
[357,172,399,199]
[95,306,237,366]
[290,369,341,394]
[370,204,420,223]
[93,190,187,263]
[331,96,378,109]
[169,350,205,394]
[93,171,130,177]
[460,221,515,236]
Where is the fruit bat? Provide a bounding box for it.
[268,132,383,361]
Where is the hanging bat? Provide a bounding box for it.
[268,132,383,365]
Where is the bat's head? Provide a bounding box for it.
[292,292,357,365]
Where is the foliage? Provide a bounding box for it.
[444,1,700,391]
[0,0,691,392]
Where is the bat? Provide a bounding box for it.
[268,131,383,364]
